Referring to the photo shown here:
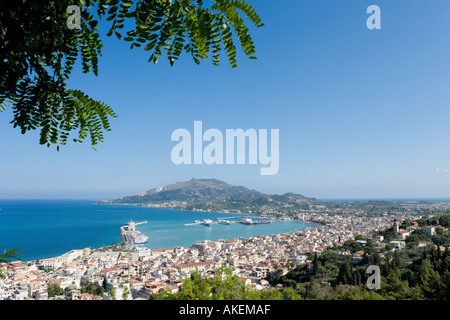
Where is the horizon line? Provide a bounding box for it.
[1,197,450,202]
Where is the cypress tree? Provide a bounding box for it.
[337,259,353,285]
[384,257,391,277]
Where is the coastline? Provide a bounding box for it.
[2,200,436,301]
[20,219,317,265]
[96,201,262,216]
[4,200,316,264]
[96,202,308,222]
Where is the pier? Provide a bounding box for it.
[184,217,239,226]
[131,220,148,227]
[184,217,272,226]
[184,222,202,226]
[120,220,149,249]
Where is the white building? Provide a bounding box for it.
[423,226,436,236]
[41,249,84,270]
[389,240,405,250]
[41,258,63,270]
[12,288,29,300]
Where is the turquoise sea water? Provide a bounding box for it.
[0,199,315,262]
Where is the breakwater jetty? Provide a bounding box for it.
[120,220,148,249]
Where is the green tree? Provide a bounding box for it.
[439,215,450,227]
[420,268,445,299]
[387,274,413,299]
[417,219,428,227]
[432,233,450,247]
[176,271,211,299]
[0,0,264,149]
[337,259,353,285]
[153,266,281,300]
[416,259,444,299]
[95,285,105,296]
[258,288,282,300]
[81,282,95,294]
[443,270,450,299]
[401,269,417,287]
[281,286,302,300]
[0,249,22,280]
[312,252,319,275]
[391,250,402,270]
[47,284,64,297]
[367,252,381,266]
[102,276,108,291]
[122,285,130,300]
[64,286,72,295]
[109,286,117,300]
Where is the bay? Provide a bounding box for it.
[0,199,315,262]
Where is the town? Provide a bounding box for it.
[0,202,448,300]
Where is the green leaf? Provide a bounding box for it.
[144,41,157,51]
[106,13,116,21]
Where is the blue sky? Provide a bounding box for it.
[1,0,450,199]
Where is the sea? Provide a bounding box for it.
[0,199,316,262]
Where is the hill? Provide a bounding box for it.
[102,178,320,214]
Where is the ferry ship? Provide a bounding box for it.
[130,232,149,244]
[218,219,230,225]
[202,219,213,226]
[240,218,253,225]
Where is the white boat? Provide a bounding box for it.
[202,219,213,226]
[240,218,253,225]
[218,219,230,225]
[130,232,149,244]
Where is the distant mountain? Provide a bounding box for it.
[102,178,320,214]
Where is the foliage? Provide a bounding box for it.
[376,227,394,243]
[150,245,447,301]
[405,226,450,249]
[48,284,65,297]
[121,286,130,300]
[0,0,264,149]
[152,265,288,300]
[273,245,450,300]
[416,219,429,227]
[432,232,450,247]
[0,249,22,280]
[405,229,429,249]
[109,285,117,300]
[81,282,102,296]
[439,215,450,227]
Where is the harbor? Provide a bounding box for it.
[184,217,235,226]
[0,200,310,262]
[120,220,149,249]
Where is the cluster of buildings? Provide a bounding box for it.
[0,208,438,300]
